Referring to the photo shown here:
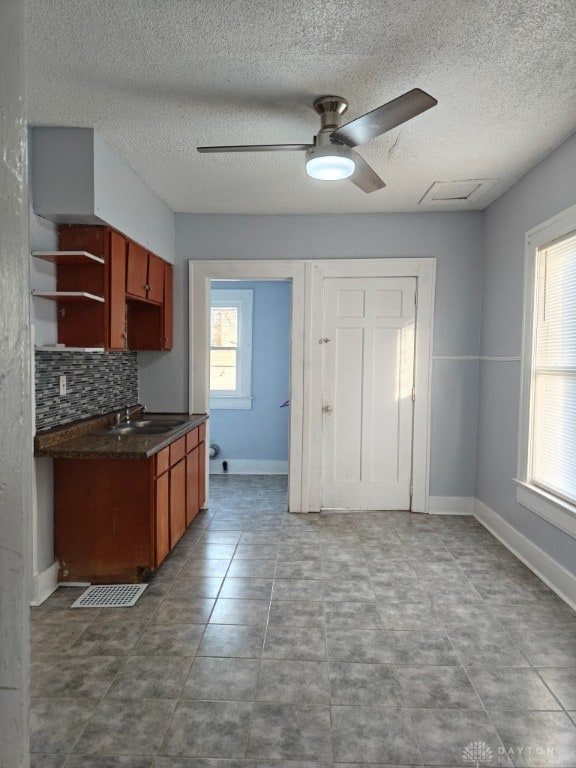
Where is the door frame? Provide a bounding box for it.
[189,260,307,512]
[189,257,435,514]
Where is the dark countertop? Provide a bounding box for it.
[35,412,208,460]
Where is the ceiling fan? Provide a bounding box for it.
[197,88,437,193]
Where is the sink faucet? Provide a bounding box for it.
[125,405,131,423]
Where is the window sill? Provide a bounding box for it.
[515,480,576,538]
[210,396,253,410]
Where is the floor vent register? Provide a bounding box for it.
[71,584,148,608]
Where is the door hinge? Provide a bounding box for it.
[409,481,413,497]
[414,291,418,307]
[411,387,415,401]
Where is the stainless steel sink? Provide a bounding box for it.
[95,418,187,436]
[107,425,170,435]
[127,419,187,429]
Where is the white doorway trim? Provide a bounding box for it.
[189,257,435,514]
[307,259,436,513]
[189,260,307,512]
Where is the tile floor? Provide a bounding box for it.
[30,475,576,767]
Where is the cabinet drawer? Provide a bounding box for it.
[156,447,169,476]
[169,436,186,466]
[186,427,199,452]
[198,422,206,443]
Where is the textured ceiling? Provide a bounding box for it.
[26,0,576,214]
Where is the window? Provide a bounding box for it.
[518,208,576,535]
[210,288,253,409]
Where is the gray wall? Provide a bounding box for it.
[0,0,31,763]
[477,131,576,575]
[29,205,58,345]
[139,211,484,498]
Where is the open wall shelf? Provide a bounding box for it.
[35,346,105,353]
[32,250,105,265]
[32,291,105,303]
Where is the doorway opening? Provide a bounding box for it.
[208,279,291,509]
[189,260,306,512]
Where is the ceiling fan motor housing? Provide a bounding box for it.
[313,96,348,145]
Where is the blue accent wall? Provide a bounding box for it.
[210,280,291,461]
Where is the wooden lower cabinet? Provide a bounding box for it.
[54,457,154,583]
[154,470,170,567]
[54,423,207,583]
[186,446,200,526]
[169,459,186,547]
[198,437,206,509]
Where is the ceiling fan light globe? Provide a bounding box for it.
[305,147,355,180]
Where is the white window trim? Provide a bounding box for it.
[210,288,253,410]
[517,201,576,538]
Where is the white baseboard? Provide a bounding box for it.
[428,496,475,515]
[474,499,576,612]
[30,560,59,606]
[210,459,288,475]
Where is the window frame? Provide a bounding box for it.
[517,203,576,537]
[209,287,253,410]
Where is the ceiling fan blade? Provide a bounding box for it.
[332,88,438,147]
[348,151,386,193]
[197,143,313,153]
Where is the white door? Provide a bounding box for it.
[321,277,417,510]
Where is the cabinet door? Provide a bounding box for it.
[170,459,186,546]
[155,471,170,567]
[147,253,165,305]
[162,262,173,350]
[186,445,200,525]
[126,241,148,299]
[54,457,153,583]
[108,230,127,349]
[198,439,206,509]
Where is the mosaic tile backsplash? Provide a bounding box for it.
[35,351,138,431]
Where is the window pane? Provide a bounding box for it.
[531,232,576,504]
[532,372,576,503]
[210,348,237,391]
[535,235,576,368]
[211,307,238,348]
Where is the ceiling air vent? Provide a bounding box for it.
[419,179,497,207]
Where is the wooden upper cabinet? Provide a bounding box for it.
[126,243,164,305]
[126,241,149,299]
[56,224,173,352]
[57,225,127,350]
[147,254,165,305]
[108,230,127,350]
[163,262,173,350]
